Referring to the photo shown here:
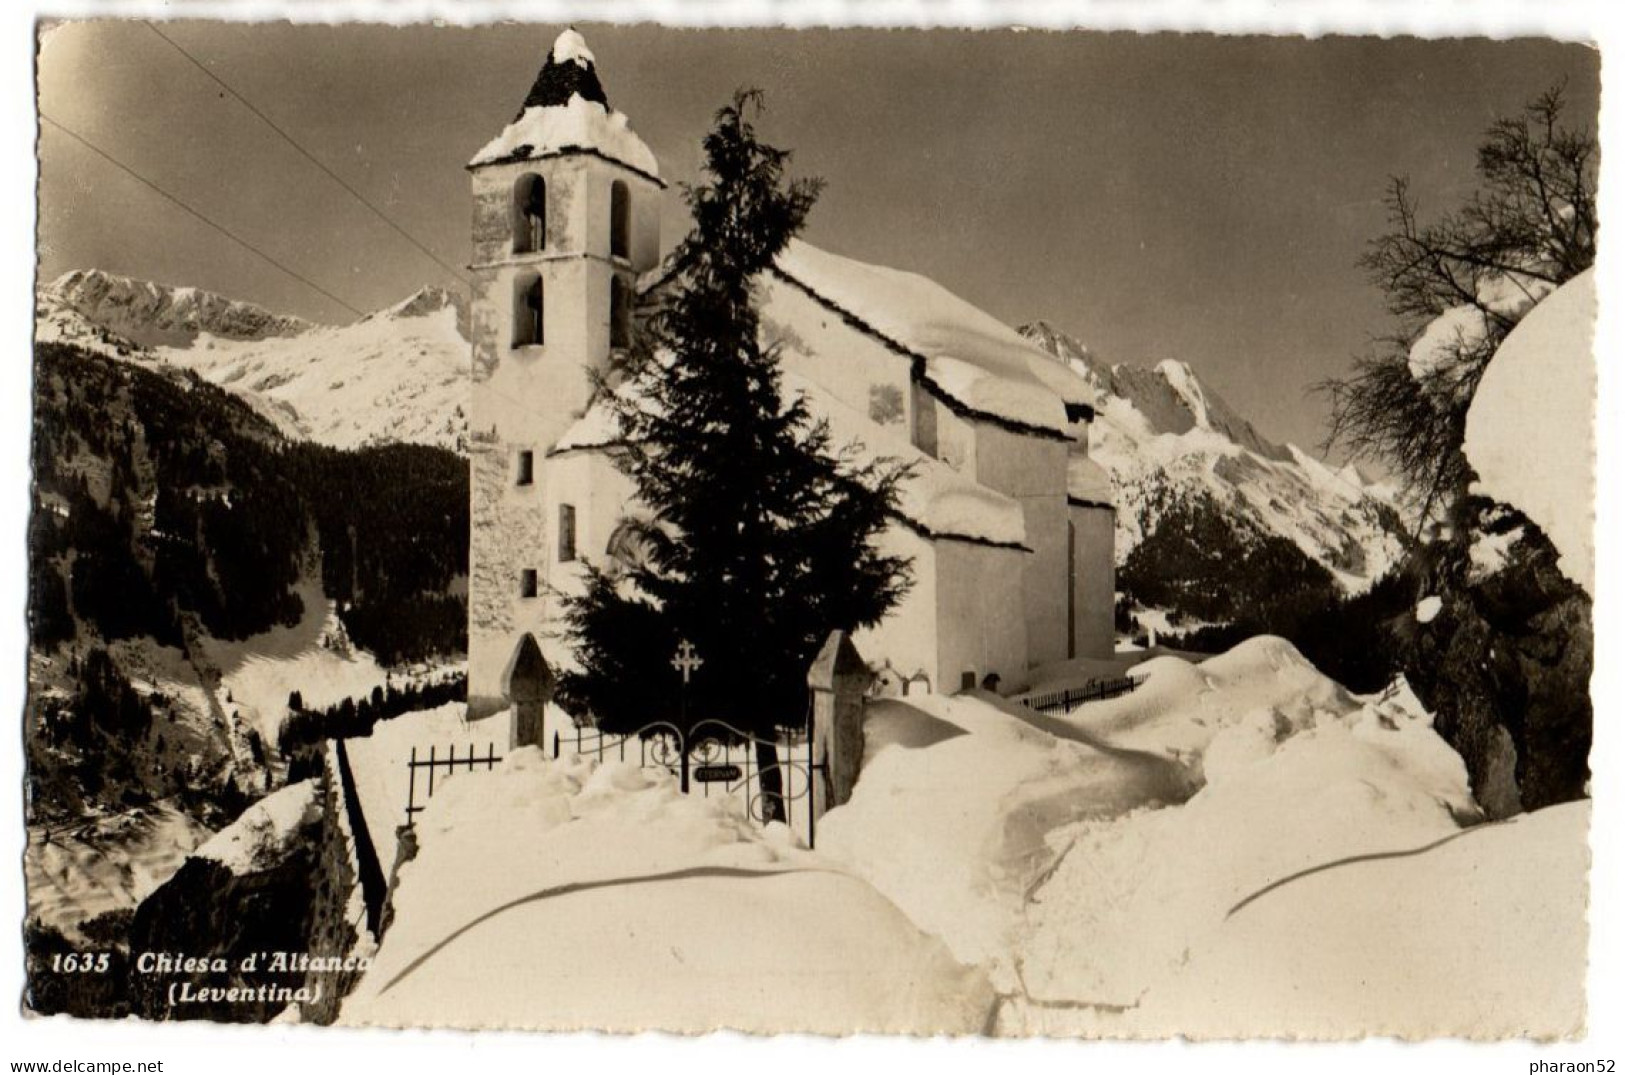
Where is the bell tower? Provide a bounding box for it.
[466,29,663,716]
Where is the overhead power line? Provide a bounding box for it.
[143,20,471,290]
[41,112,366,319]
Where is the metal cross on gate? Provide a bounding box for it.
[671,639,704,684]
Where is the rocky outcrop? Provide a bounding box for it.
[121,759,383,1024]
[1403,496,1592,819]
[126,784,323,1021]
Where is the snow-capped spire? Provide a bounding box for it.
[514,27,610,119]
[469,27,659,179]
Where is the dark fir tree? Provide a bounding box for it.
[557,90,912,820]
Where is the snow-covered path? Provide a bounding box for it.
[821,638,1583,1038]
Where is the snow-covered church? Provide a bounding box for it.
[467,30,1116,718]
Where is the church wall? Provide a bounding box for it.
[535,449,638,667]
[757,276,917,438]
[933,539,1031,692]
[931,400,979,475]
[974,424,1071,668]
[853,526,939,691]
[1069,503,1117,660]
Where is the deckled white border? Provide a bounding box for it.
[3,3,1619,1074]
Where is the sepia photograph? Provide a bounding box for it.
[13,1,1613,1063]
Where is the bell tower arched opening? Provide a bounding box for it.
[513,173,546,254]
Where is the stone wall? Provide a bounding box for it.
[298,742,380,1024]
[469,444,549,711]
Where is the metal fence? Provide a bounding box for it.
[403,741,503,826]
[553,719,826,849]
[1020,675,1140,716]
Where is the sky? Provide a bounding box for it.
[35,20,1599,453]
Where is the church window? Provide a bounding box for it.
[520,569,539,599]
[516,449,534,486]
[609,180,630,259]
[610,277,631,350]
[513,174,546,254]
[513,274,543,347]
[558,504,577,563]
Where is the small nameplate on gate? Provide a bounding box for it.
[694,764,742,783]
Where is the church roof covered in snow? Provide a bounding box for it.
[469,29,661,182]
[771,241,1097,437]
[1066,455,1114,508]
[552,369,1030,549]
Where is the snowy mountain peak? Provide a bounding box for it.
[365,285,470,342]
[39,270,471,455]
[45,269,313,348]
[374,285,465,321]
[1022,318,1407,595]
[1018,321,1109,388]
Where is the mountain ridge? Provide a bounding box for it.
[37,272,471,454]
[1019,320,1407,609]
[39,270,1408,622]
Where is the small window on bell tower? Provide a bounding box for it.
[516,450,535,486]
[610,277,631,351]
[610,180,630,259]
[514,174,546,254]
[513,274,543,348]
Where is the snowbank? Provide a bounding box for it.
[1017,647,1477,1014]
[193,780,319,876]
[1121,800,1588,1039]
[814,637,1559,1038]
[817,691,1194,976]
[341,750,993,1033]
[343,702,514,872]
[1464,269,1595,595]
[775,241,1076,434]
[328,635,1582,1037]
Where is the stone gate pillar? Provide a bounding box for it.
[808,630,872,815]
[502,633,555,751]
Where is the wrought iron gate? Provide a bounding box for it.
[553,717,827,848]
